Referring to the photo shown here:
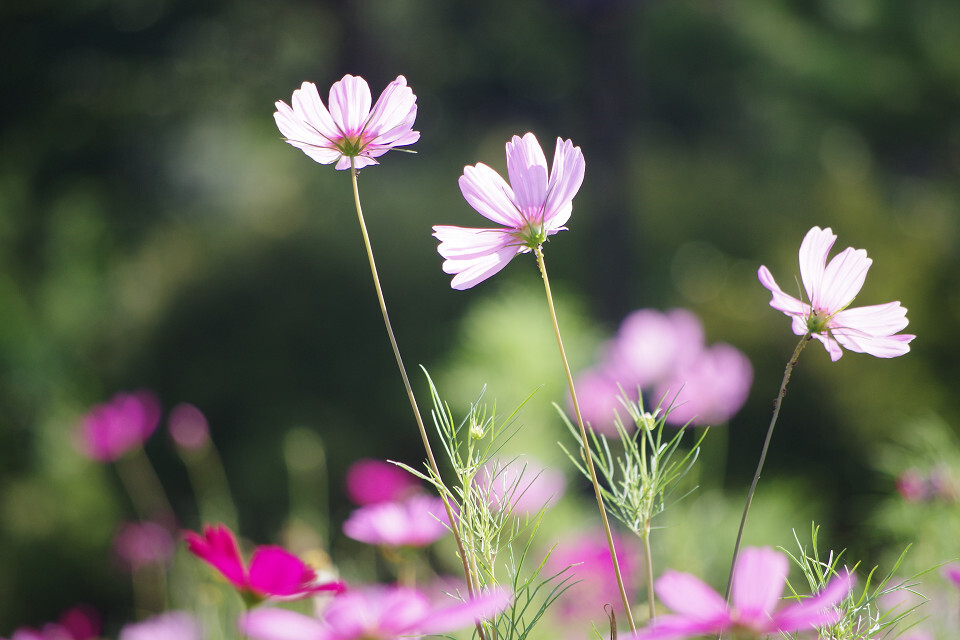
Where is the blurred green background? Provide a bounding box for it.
[1,0,959,633]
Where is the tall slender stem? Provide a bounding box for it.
[349,163,485,640]
[641,522,656,621]
[534,245,636,632]
[723,334,810,605]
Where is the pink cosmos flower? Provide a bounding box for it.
[546,530,640,625]
[475,456,567,516]
[241,585,511,640]
[606,309,705,389]
[119,612,201,640]
[114,521,176,571]
[184,523,344,600]
[433,132,585,289]
[758,226,914,361]
[654,342,753,427]
[274,75,419,171]
[344,458,420,506]
[632,546,854,640]
[342,494,449,548]
[77,390,161,462]
[573,368,632,436]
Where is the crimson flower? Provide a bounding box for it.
[184,524,344,601]
[241,585,511,640]
[433,132,585,289]
[632,547,853,640]
[274,75,419,170]
[758,226,914,361]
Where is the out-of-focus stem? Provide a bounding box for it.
[114,448,177,532]
[349,162,486,640]
[642,521,656,621]
[722,335,810,607]
[534,245,636,632]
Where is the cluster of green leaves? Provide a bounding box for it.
[784,525,928,640]
[397,370,574,640]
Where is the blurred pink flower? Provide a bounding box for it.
[114,521,175,570]
[433,133,585,289]
[241,585,511,640]
[184,523,344,600]
[77,390,161,462]
[119,612,201,640]
[575,308,752,429]
[475,456,566,516]
[607,309,704,389]
[167,403,209,451]
[274,75,419,171]
[758,226,914,361]
[632,547,853,640]
[896,468,928,503]
[655,342,753,427]
[572,368,631,436]
[343,494,449,548]
[4,606,99,640]
[942,564,960,590]
[344,458,420,506]
[547,530,640,625]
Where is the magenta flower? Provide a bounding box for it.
[633,547,853,640]
[344,458,420,506]
[942,564,960,590]
[184,523,344,601]
[433,132,585,289]
[3,606,100,640]
[342,494,450,548]
[76,390,161,462]
[758,226,914,361]
[274,75,419,171]
[241,585,511,640]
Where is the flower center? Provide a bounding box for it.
[806,308,831,334]
[512,220,548,249]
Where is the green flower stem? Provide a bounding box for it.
[534,245,636,632]
[349,162,486,640]
[723,334,810,606]
[114,447,177,531]
[641,521,656,621]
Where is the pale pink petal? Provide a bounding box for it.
[417,588,512,635]
[289,82,340,141]
[183,524,246,589]
[119,611,201,640]
[817,247,871,312]
[446,247,521,289]
[322,588,429,636]
[543,137,585,228]
[433,226,517,260]
[758,266,809,320]
[655,570,728,621]
[809,331,844,361]
[240,609,326,640]
[769,571,853,631]
[364,76,418,141]
[798,226,835,305]
[833,329,914,359]
[505,133,549,222]
[631,615,727,640]
[832,301,910,336]
[459,164,524,227]
[731,547,788,623]
[327,75,371,137]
